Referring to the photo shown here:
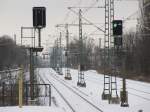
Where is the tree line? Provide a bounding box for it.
[50,4,150,82]
[50,28,150,82]
[0,35,29,70]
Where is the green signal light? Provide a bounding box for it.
[113,24,117,28]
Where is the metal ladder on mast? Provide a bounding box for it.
[64,24,72,80]
[109,0,119,104]
[77,9,86,87]
[102,0,111,100]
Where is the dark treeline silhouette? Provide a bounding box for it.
[0,35,30,106]
[0,35,29,70]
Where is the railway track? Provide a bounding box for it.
[54,75,89,97]
[49,70,104,112]
[37,68,150,112]
[45,78,76,112]
[37,71,76,112]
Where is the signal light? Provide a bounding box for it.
[113,20,122,36]
[113,20,123,46]
[33,7,46,28]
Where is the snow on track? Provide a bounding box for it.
[51,73,103,112]
[38,69,75,112]
[39,68,103,112]
[38,68,150,112]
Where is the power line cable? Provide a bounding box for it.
[71,0,99,24]
[61,0,83,24]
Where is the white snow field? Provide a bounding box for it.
[1,68,150,112]
[0,106,64,112]
[38,68,150,112]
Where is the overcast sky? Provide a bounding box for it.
[0,0,139,49]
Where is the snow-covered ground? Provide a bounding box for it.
[38,68,150,112]
[1,68,150,112]
[0,106,64,112]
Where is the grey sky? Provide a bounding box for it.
[0,0,139,49]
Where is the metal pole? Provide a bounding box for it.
[77,9,86,87]
[52,47,55,68]
[99,38,101,49]
[30,49,34,100]
[79,9,83,66]
[64,24,72,79]
[2,82,5,106]
[102,0,110,100]
[21,27,23,46]
[10,84,13,105]
[25,84,28,105]
[120,50,129,107]
[38,28,41,47]
[56,38,59,72]
[19,66,23,108]
[49,85,51,106]
[59,32,63,75]
[66,24,69,68]
[14,34,16,45]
